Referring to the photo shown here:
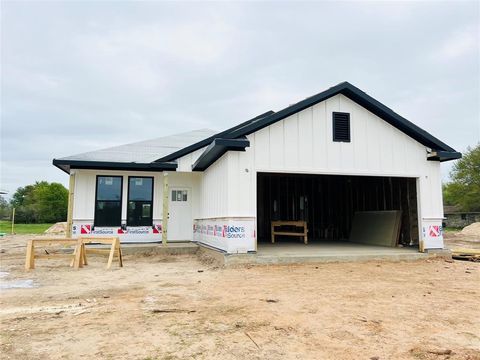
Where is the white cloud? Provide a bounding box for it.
[72,19,237,93]
[436,25,479,61]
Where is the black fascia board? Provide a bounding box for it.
[427,151,462,162]
[154,110,274,163]
[52,159,177,174]
[223,82,457,154]
[192,137,250,171]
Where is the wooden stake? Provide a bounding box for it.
[11,208,15,235]
[25,240,34,270]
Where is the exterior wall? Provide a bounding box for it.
[219,94,445,252]
[69,93,447,252]
[192,153,256,252]
[176,147,206,172]
[71,169,200,242]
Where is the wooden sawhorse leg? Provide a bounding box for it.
[25,240,35,270]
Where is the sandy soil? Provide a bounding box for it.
[444,229,480,250]
[1,234,479,360]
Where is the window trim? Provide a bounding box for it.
[126,176,154,227]
[332,111,351,143]
[171,189,188,202]
[94,175,123,227]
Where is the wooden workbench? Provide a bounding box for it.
[271,220,308,244]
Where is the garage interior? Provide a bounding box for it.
[256,173,420,251]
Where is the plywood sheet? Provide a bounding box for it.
[349,211,402,247]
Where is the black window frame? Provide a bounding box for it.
[332,112,351,143]
[127,176,154,227]
[94,175,123,227]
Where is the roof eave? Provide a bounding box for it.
[192,137,250,171]
[427,151,462,162]
[52,159,178,173]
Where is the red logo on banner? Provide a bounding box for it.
[117,228,127,234]
[153,224,162,234]
[80,225,91,234]
[429,225,440,237]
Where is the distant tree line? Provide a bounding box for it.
[0,181,68,223]
[443,144,480,212]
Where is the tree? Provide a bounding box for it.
[10,182,68,223]
[443,144,480,212]
[0,195,11,219]
[10,184,36,222]
[33,182,68,223]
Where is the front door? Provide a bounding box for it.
[168,188,192,241]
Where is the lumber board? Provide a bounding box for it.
[271,220,306,226]
[272,231,307,236]
[29,239,78,245]
[451,248,480,255]
[84,248,112,254]
[35,254,73,259]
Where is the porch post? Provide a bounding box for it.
[162,172,169,246]
[66,172,75,239]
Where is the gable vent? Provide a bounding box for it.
[333,112,351,142]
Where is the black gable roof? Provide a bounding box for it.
[158,82,460,167]
[224,81,457,153]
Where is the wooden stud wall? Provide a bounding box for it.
[257,173,419,246]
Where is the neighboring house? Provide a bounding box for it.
[443,206,480,228]
[53,82,461,253]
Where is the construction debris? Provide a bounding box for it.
[451,248,480,262]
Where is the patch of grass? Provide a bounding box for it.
[443,227,463,232]
[0,220,53,235]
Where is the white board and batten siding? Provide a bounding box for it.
[71,93,446,251]
[197,94,445,252]
[193,152,256,253]
[71,169,200,242]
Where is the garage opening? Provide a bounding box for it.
[256,173,419,248]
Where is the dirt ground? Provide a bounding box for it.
[444,229,480,250]
[1,234,479,360]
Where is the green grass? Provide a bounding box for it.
[0,220,54,235]
[443,227,463,233]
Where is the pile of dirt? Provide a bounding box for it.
[461,222,480,237]
[44,222,67,234]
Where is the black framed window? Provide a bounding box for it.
[333,112,351,142]
[94,176,123,227]
[127,177,153,226]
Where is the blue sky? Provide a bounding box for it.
[1,1,479,195]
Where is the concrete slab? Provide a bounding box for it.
[216,241,444,266]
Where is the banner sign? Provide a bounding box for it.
[193,218,255,253]
[421,218,444,250]
[72,222,162,243]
